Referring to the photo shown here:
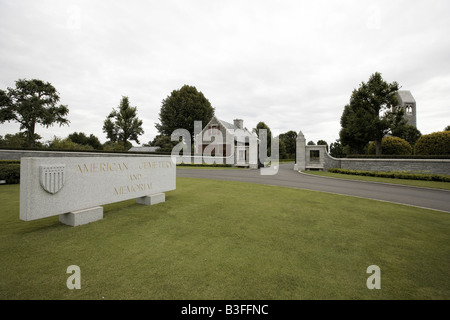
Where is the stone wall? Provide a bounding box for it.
[319,151,450,175]
[294,132,450,175]
[338,158,450,175]
[322,151,341,170]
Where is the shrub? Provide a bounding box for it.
[0,160,20,184]
[102,141,130,152]
[368,136,412,155]
[328,168,450,182]
[47,137,94,151]
[414,131,450,155]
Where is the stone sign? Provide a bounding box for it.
[20,156,176,226]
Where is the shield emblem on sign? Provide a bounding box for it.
[39,165,66,194]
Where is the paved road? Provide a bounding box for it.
[177,163,450,213]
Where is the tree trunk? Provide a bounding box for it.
[27,136,34,148]
[27,123,35,148]
[375,139,382,156]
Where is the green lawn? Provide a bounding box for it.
[1,178,449,300]
[303,170,450,190]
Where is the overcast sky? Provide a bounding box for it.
[1,0,449,146]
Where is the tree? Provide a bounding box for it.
[0,132,29,148]
[279,130,297,158]
[391,124,422,147]
[47,136,94,151]
[339,104,369,154]
[68,132,102,150]
[307,141,316,145]
[445,125,450,131]
[329,139,345,158]
[155,85,214,141]
[278,138,287,159]
[103,96,144,149]
[0,79,70,147]
[253,121,272,159]
[317,140,329,152]
[150,134,178,153]
[339,72,405,155]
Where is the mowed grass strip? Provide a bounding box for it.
[0,178,449,300]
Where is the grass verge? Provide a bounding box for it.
[1,179,449,299]
[303,170,450,191]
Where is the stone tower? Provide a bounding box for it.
[397,90,417,128]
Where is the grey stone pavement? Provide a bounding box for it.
[177,163,450,213]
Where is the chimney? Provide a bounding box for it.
[233,119,243,130]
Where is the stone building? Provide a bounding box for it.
[397,90,417,127]
[196,116,258,168]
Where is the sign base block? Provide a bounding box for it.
[59,206,104,227]
[136,193,165,206]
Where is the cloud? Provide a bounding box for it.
[1,0,449,146]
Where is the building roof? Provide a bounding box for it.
[397,90,416,103]
[204,116,255,137]
[219,119,237,130]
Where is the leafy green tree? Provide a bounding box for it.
[391,124,422,147]
[339,104,369,154]
[444,125,450,131]
[339,72,404,155]
[317,140,329,152]
[279,130,297,158]
[329,139,345,158]
[47,136,94,150]
[278,138,287,159]
[155,85,214,141]
[0,132,32,148]
[253,121,273,159]
[68,132,103,150]
[103,96,144,149]
[307,141,316,146]
[0,79,69,147]
[150,134,178,153]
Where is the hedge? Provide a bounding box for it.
[0,160,20,184]
[328,168,450,182]
[367,136,412,155]
[414,131,450,155]
[0,160,20,164]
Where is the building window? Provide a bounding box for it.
[310,150,320,161]
[405,104,413,114]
